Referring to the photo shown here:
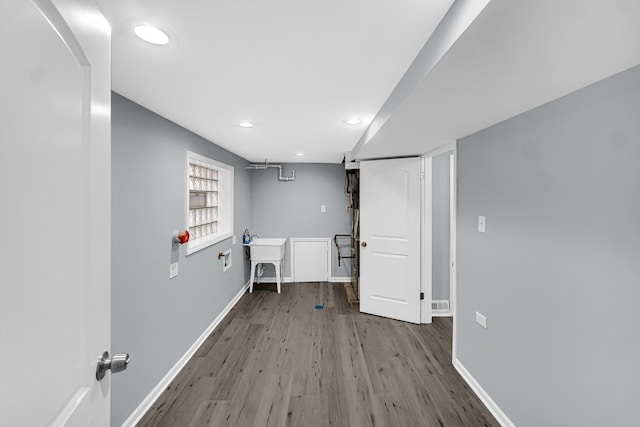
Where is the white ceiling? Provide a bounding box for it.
[96,0,640,165]
[96,0,454,163]
[355,0,640,159]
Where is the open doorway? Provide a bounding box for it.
[421,142,456,324]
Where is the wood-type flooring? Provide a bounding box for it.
[138,283,499,427]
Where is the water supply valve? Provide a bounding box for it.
[173,230,190,245]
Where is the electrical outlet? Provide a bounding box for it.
[169,262,178,279]
[478,216,486,233]
[321,205,326,213]
[476,311,487,328]
[232,235,236,244]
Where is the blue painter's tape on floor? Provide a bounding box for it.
[314,305,324,310]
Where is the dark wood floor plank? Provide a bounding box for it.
[309,307,348,426]
[371,394,421,427]
[206,324,265,401]
[298,308,324,397]
[136,356,204,427]
[253,374,293,427]
[353,314,406,395]
[151,376,218,427]
[196,314,251,358]
[335,314,377,427]
[137,283,500,427]
[187,400,229,427]
[284,395,323,427]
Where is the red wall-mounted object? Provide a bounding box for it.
[174,230,190,245]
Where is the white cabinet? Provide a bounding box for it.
[291,238,331,282]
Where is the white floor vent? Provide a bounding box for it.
[432,300,450,312]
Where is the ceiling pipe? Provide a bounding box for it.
[246,160,295,182]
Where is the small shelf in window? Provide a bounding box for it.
[189,192,206,208]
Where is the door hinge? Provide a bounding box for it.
[420,292,425,300]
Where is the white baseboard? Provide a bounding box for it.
[256,277,351,283]
[453,358,515,427]
[252,276,293,283]
[432,310,453,317]
[121,281,250,427]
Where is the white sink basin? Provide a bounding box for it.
[249,238,286,262]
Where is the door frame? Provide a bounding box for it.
[420,156,433,323]
[420,141,457,329]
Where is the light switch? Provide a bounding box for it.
[232,235,237,244]
[321,205,326,213]
[478,216,486,233]
[476,311,487,328]
[169,262,178,279]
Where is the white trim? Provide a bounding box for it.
[252,276,294,284]
[50,386,90,427]
[420,157,433,324]
[185,151,235,255]
[449,150,456,319]
[420,140,456,325]
[453,358,515,427]
[122,281,250,427]
[255,277,351,284]
[432,311,453,317]
[451,141,459,363]
[421,140,457,158]
[421,141,459,353]
[289,238,332,282]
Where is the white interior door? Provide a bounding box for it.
[360,158,422,323]
[0,0,111,425]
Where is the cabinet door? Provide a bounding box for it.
[292,239,330,282]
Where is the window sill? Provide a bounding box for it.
[186,231,233,255]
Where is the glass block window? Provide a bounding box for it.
[188,163,219,239]
[186,152,234,254]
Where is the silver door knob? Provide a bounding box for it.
[96,351,130,381]
[361,241,367,247]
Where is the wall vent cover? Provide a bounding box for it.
[432,300,450,311]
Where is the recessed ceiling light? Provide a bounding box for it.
[238,121,254,128]
[295,152,305,157]
[134,25,169,45]
[343,117,362,125]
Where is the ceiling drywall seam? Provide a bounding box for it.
[350,0,491,161]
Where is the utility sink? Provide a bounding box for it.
[248,238,286,262]
[248,238,287,294]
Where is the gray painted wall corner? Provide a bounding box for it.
[249,163,351,279]
[456,65,640,426]
[111,93,252,426]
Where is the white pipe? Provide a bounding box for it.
[246,161,295,181]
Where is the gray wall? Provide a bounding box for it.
[456,65,640,426]
[250,163,351,278]
[432,152,451,301]
[111,93,252,426]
